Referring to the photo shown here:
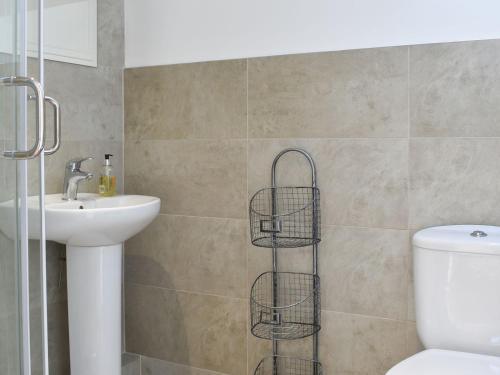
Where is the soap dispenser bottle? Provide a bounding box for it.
[99,154,116,196]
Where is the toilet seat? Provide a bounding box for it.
[387,349,500,375]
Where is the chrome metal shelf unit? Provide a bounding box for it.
[249,148,322,375]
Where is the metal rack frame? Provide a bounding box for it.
[250,148,322,375]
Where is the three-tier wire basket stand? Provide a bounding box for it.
[249,148,322,375]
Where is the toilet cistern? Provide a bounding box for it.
[387,225,500,375]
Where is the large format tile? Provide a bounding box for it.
[248,47,408,138]
[98,0,124,68]
[410,40,500,137]
[321,226,410,320]
[141,356,228,375]
[125,60,246,140]
[248,225,410,319]
[125,214,247,298]
[125,284,247,375]
[319,311,412,375]
[248,139,408,229]
[44,62,123,142]
[125,139,247,218]
[249,311,420,375]
[409,138,500,229]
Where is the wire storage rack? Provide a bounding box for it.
[250,271,320,340]
[250,187,321,248]
[254,356,323,375]
[249,148,322,375]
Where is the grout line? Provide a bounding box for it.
[125,135,500,142]
[152,212,410,232]
[245,57,250,375]
[320,308,416,324]
[406,45,412,324]
[407,45,411,231]
[405,136,500,140]
[121,49,127,353]
[126,281,248,302]
[155,212,248,221]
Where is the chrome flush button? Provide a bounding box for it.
[470,230,488,238]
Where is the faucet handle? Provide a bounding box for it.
[67,156,93,171]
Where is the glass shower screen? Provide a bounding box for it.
[0,0,48,374]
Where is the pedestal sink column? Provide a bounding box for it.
[66,243,123,375]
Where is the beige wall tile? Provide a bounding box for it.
[122,353,141,375]
[248,47,408,138]
[410,40,500,137]
[320,311,412,375]
[45,63,123,142]
[125,139,247,218]
[321,226,410,320]
[406,322,424,356]
[247,334,272,375]
[409,138,500,229]
[248,139,408,229]
[125,284,247,375]
[141,356,228,375]
[406,231,416,322]
[125,60,247,140]
[121,40,500,375]
[126,214,247,298]
[247,326,317,374]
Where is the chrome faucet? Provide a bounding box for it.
[63,157,94,200]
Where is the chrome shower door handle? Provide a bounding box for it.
[0,76,45,159]
[43,96,61,155]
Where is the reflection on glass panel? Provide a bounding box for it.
[0,0,22,373]
[27,0,44,371]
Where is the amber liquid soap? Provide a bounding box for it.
[99,154,117,197]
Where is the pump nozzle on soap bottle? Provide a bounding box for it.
[99,154,116,196]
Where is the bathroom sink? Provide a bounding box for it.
[44,193,160,246]
[0,192,161,375]
[0,193,161,246]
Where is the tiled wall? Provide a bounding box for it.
[123,39,500,375]
[0,1,124,374]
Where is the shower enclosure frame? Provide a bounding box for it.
[0,0,60,373]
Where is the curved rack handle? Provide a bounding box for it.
[271,148,317,187]
[43,96,61,155]
[0,76,45,159]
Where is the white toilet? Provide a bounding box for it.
[387,225,500,375]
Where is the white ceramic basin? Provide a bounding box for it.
[0,193,161,246]
[0,192,161,375]
[43,193,160,246]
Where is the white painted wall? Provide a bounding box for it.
[125,0,500,68]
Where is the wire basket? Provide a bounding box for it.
[249,187,321,248]
[254,356,323,375]
[251,272,321,340]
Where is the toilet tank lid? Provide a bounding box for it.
[413,225,500,255]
